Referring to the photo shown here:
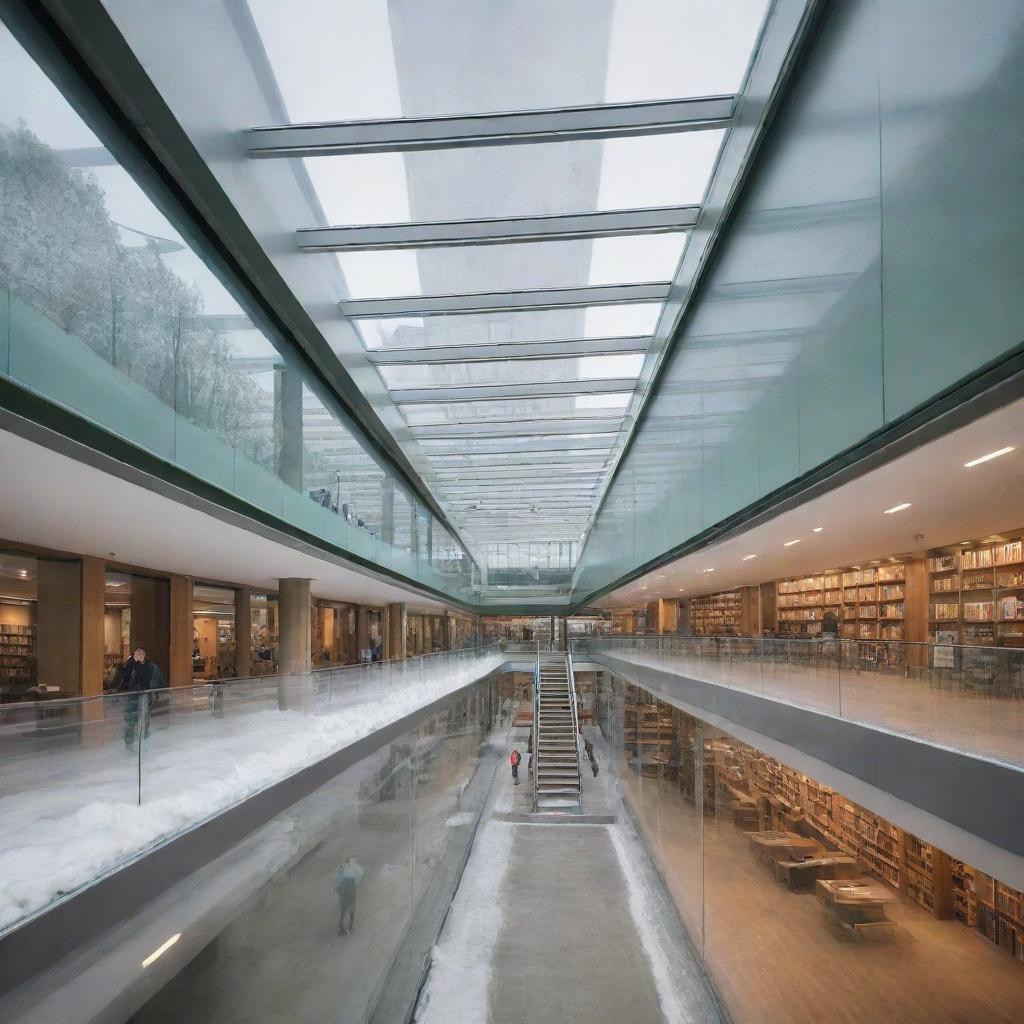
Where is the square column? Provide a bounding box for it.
[388,603,407,660]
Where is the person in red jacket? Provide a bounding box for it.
[510,748,522,785]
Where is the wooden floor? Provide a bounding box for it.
[615,647,1024,767]
[621,770,1024,1024]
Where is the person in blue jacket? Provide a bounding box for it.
[335,856,365,935]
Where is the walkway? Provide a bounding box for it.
[593,643,1024,768]
[0,651,502,935]
[415,719,718,1024]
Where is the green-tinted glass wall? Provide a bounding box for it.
[574,0,1024,601]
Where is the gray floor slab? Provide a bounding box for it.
[488,824,665,1024]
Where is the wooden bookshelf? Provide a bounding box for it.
[0,623,36,693]
[928,532,1024,649]
[776,562,906,640]
[690,590,742,636]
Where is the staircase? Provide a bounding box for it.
[533,652,582,812]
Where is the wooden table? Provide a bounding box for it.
[816,877,894,932]
[748,830,821,865]
[774,855,859,891]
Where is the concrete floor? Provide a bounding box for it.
[488,824,664,1024]
[419,721,717,1024]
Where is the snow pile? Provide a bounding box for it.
[414,814,514,1024]
[0,651,503,934]
[608,823,699,1024]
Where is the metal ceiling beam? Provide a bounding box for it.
[339,282,668,318]
[366,335,651,365]
[392,378,637,404]
[297,206,697,252]
[410,419,622,438]
[424,439,616,457]
[248,95,735,158]
[434,467,605,480]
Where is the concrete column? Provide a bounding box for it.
[168,575,193,687]
[278,578,312,674]
[235,587,252,678]
[80,556,105,699]
[36,559,82,695]
[388,603,407,660]
[656,598,679,635]
[426,517,434,567]
[273,364,303,492]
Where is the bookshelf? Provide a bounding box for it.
[0,622,36,694]
[776,561,906,640]
[928,533,1024,648]
[690,591,742,636]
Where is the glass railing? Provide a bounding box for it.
[574,635,1024,770]
[0,643,504,937]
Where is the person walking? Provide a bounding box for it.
[582,735,595,763]
[118,647,164,750]
[510,748,522,785]
[335,856,364,935]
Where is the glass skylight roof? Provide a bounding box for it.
[302,132,726,226]
[378,354,645,391]
[95,0,776,565]
[333,233,686,301]
[248,0,767,122]
[352,304,664,350]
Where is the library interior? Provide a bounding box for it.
[1,2,1024,1023]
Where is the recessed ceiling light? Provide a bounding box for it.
[784,539,801,547]
[960,541,971,546]
[870,560,881,565]
[678,588,685,593]
[742,554,758,561]
[883,502,912,514]
[641,586,648,590]
[703,568,715,574]
[812,527,824,533]
[142,933,181,968]
[964,446,1015,468]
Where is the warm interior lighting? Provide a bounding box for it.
[703,568,715,573]
[812,527,824,533]
[883,502,912,514]
[783,539,801,547]
[964,446,1015,468]
[142,933,181,968]
[742,554,758,561]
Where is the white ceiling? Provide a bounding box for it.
[0,429,448,613]
[600,395,1024,607]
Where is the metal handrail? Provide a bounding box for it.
[0,641,504,714]
[532,639,541,808]
[566,643,583,809]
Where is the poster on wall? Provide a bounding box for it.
[932,629,957,669]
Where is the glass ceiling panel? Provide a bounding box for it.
[249,1,767,122]
[416,433,618,454]
[353,303,662,349]
[379,354,645,390]
[302,132,725,226]
[401,394,630,427]
[332,234,685,301]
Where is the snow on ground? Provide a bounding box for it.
[608,821,703,1024]
[414,724,515,1024]
[0,652,502,934]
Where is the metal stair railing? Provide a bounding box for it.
[532,638,540,810]
[565,645,583,810]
